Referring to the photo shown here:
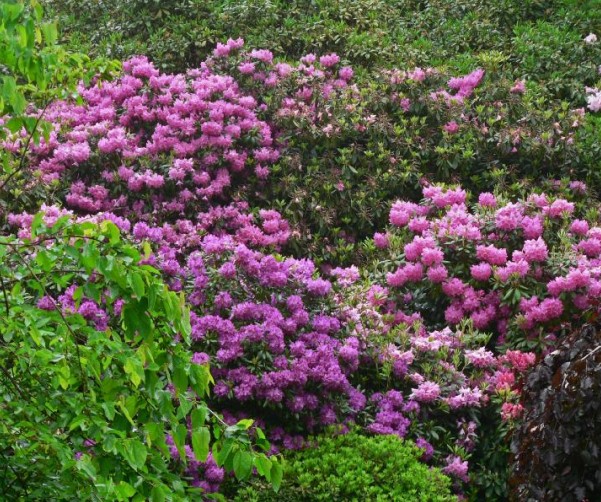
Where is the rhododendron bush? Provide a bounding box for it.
[9,207,534,496]
[7,39,598,265]
[370,182,601,352]
[207,42,599,263]
[3,33,601,499]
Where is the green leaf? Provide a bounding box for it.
[121,439,147,471]
[123,357,145,388]
[40,22,58,45]
[128,272,146,298]
[30,212,44,237]
[150,486,167,502]
[115,481,136,499]
[5,117,23,133]
[173,424,187,465]
[191,427,210,463]
[271,461,283,492]
[76,457,97,480]
[172,364,188,397]
[3,3,25,23]
[254,454,272,481]
[233,450,253,480]
[101,220,121,245]
[191,406,207,430]
[189,363,212,398]
[216,438,234,466]
[236,419,254,430]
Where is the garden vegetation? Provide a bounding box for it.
[1,0,600,500]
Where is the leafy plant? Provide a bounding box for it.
[231,430,455,501]
[0,216,281,500]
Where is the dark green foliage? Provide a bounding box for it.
[246,71,598,265]
[512,20,600,102]
[510,323,601,501]
[46,0,601,102]
[231,431,455,501]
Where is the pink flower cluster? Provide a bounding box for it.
[586,87,601,112]
[14,54,278,228]
[380,184,601,346]
[430,69,485,105]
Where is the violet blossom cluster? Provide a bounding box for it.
[9,53,279,226]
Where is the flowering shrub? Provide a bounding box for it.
[183,238,363,438]
[369,182,601,352]
[10,54,277,222]
[9,42,600,267]
[207,43,598,264]
[4,20,600,496]
[6,44,587,496]
[8,196,539,495]
[50,0,599,108]
[587,85,601,111]
[335,283,534,496]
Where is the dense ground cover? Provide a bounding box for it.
[2,0,601,500]
[47,0,601,104]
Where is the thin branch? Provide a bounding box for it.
[0,274,9,314]
[580,345,601,362]
[0,363,27,400]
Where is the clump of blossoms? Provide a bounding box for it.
[373,182,601,351]
[10,204,535,493]
[6,41,587,496]
[586,86,601,112]
[5,53,279,225]
[331,283,535,488]
[201,40,591,266]
[180,236,367,435]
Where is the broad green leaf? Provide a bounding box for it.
[189,363,212,397]
[150,486,167,502]
[121,439,147,471]
[128,272,146,298]
[173,424,187,465]
[123,357,144,387]
[30,212,44,237]
[3,3,25,23]
[271,461,283,492]
[216,438,234,466]
[254,454,272,480]
[191,427,210,463]
[75,457,97,480]
[172,364,188,396]
[236,419,254,430]
[191,406,207,430]
[233,450,253,480]
[40,22,58,45]
[115,481,136,499]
